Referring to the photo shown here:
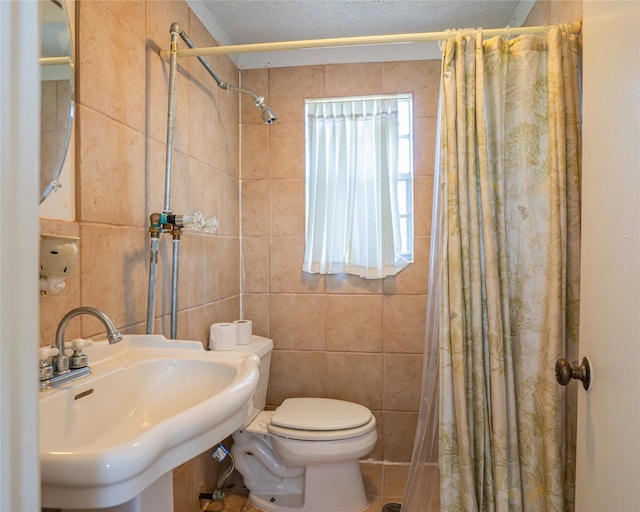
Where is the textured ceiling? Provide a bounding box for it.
[186,0,535,68]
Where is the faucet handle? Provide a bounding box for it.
[64,338,92,369]
[64,338,93,352]
[39,346,59,360]
[39,346,59,381]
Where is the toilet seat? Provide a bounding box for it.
[268,415,376,441]
[267,398,376,441]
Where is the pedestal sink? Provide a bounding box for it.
[39,335,259,511]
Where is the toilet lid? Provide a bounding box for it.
[268,415,376,441]
[271,398,372,431]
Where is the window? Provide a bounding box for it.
[303,94,414,279]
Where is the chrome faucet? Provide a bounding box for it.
[42,307,123,390]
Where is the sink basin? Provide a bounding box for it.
[40,334,259,510]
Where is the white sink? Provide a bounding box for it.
[40,334,259,510]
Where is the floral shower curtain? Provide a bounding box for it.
[437,27,581,511]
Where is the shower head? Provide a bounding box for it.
[255,96,278,124]
[225,84,278,124]
[260,104,278,124]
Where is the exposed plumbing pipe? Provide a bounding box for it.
[164,24,180,214]
[170,228,181,339]
[146,22,278,338]
[145,213,162,334]
[171,23,278,123]
[173,25,226,89]
[145,23,180,335]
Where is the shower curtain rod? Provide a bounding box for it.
[159,21,580,61]
[39,56,71,66]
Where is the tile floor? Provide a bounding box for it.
[201,493,396,512]
[197,461,426,512]
[200,492,259,511]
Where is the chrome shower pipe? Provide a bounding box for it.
[226,84,260,101]
[163,24,180,214]
[173,24,278,123]
[226,85,278,124]
[175,25,226,89]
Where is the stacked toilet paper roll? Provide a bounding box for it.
[209,323,237,351]
[209,320,253,350]
[233,319,252,345]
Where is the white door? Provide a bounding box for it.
[0,1,41,510]
[575,1,640,509]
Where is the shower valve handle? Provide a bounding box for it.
[555,357,592,391]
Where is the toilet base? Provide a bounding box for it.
[249,491,304,510]
[246,461,369,512]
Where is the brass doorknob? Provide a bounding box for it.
[555,357,591,390]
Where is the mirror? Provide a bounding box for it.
[40,0,74,204]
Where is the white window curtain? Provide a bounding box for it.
[304,97,410,279]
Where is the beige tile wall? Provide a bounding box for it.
[524,0,583,27]
[239,61,440,505]
[39,1,239,510]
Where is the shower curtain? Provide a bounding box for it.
[403,26,581,511]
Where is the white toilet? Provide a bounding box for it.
[230,336,377,512]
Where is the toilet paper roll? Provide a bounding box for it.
[209,323,237,351]
[234,320,252,345]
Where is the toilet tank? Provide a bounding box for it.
[232,336,273,425]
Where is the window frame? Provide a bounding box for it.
[304,93,415,263]
[395,95,414,261]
